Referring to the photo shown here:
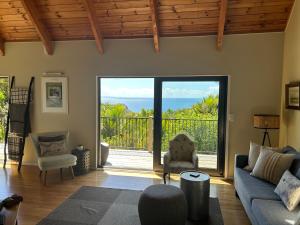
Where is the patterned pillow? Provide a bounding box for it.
[39,140,68,157]
[251,148,295,185]
[275,170,300,211]
[169,134,194,161]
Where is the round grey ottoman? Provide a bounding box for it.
[138,184,187,225]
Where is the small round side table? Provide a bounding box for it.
[71,149,90,176]
[180,171,210,221]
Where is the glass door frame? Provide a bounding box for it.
[97,76,155,169]
[153,76,228,176]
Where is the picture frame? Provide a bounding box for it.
[41,76,68,114]
[285,82,300,110]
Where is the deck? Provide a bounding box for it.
[105,149,217,170]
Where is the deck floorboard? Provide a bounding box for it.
[105,149,217,170]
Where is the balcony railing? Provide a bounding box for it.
[100,116,218,154]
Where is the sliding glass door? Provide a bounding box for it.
[153,77,227,175]
[98,76,227,175]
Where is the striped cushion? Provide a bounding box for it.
[251,148,295,185]
[244,142,283,171]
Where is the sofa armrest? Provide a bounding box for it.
[235,154,248,168]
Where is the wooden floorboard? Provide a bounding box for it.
[0,165,250,225]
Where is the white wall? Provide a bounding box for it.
[280,0,300,150]
[0,32,284,177]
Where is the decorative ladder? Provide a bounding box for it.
[3,76,34,172]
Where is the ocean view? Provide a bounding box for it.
[101,97,203,112]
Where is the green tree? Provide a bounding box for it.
[100,94,219,154]
[0,78,8,142]
[192,95,218,116]
[101,103,129,118]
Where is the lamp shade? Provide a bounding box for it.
[253,114,280,129]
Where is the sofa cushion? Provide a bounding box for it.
[291,152,300,179]
[244,142,283,171]
[235,168,280,204]
[282,146,300,179]
[244,142,261,171]
[252,199,300,225]
[251,148,295,185]
[38,154,77,170]
[275,170,300,211]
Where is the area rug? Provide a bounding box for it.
[38,186,224,225]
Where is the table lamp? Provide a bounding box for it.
[253,114,280,146]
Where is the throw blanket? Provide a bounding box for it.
[9,104,30,136]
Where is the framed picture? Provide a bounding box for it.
[41,76,68,113]
[286,82,300,110]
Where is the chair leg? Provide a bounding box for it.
[60,168,63,180]
[168,172,171,180]
[17,154,23,172]
[163,173,167,184]
[69,166,74,179]
[39,170,42,177]
[44,171,47,185]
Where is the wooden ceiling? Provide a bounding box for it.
[0,0,295,55]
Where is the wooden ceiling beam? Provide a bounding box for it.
[149,0,160,53]
[21,0,53,55]
[82,0,104,54]
[217,0,228,50]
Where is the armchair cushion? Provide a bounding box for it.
[30,131,69,157]
[38,135,65,142]
[169,134,195,162]
[38,154,77,171]
[39,139,68,157]
[168,161,195,169]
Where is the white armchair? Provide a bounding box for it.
[163,133,198,184]
[30,131,77,185]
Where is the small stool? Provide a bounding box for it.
[138,184,187,225]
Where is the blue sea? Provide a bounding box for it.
[101,97,202,112]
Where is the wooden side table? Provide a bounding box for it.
[1,203,20,225]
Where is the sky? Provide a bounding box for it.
[101,78,219,98]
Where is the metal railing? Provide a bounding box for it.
[100,116,218,154]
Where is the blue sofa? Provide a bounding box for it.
[234,146,300,225]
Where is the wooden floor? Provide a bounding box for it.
[0,165,250,225]
[106,149,217,170]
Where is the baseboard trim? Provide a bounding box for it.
[2,161,38,166]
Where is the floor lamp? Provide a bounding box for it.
[253,114,280,147]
